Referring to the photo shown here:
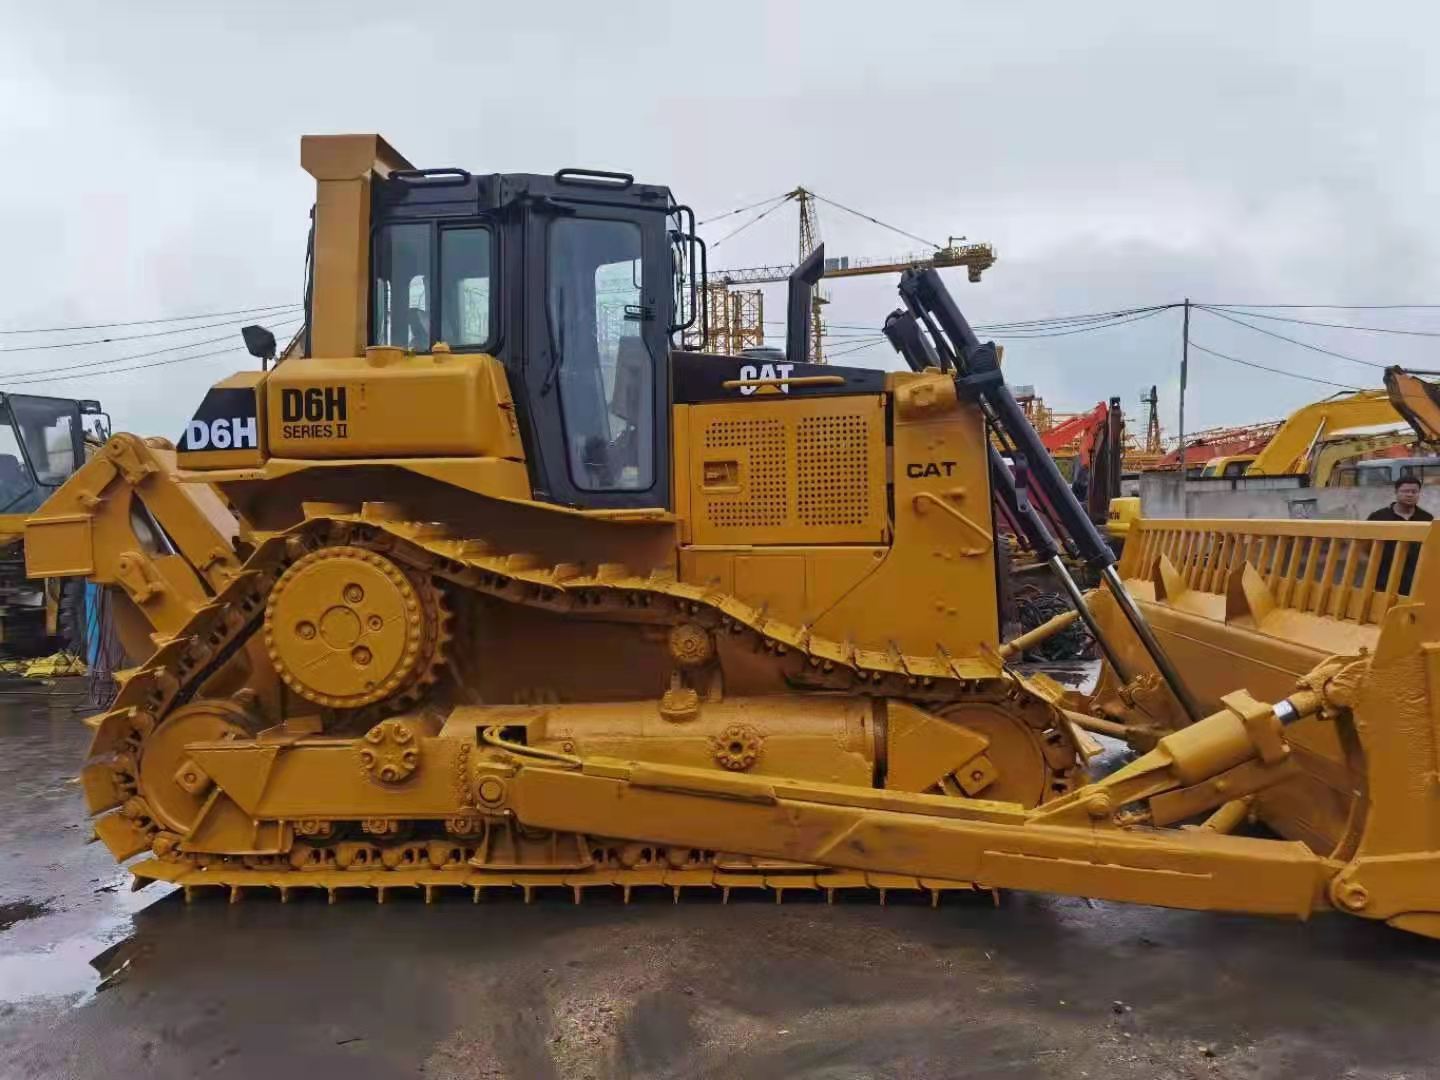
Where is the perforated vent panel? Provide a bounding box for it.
[704,417,787,528]
[687,395,887,545]
[797,415,870,527]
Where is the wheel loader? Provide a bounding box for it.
[23,134,1440,940]
[0,392,107,658]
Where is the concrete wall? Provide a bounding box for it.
[1138,473,1440,520]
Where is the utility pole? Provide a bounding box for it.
[1179,298,1190,515]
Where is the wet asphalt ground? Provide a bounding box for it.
[3,683,1440,1079]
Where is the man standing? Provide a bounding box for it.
[1367,475,1433,524]
[1368,475,1433,594]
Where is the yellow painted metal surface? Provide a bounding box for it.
[686,393,888,545]
[679,546,885,631]
[1101,515,1436,856]
[266,351,525,460]
[31,391,1440,939]
[0,514,27,547]
[1106,496,1139,541]
[302,134,412,360]
[1385,367,1440,444]
[25,131,1440,942]
[1245,390,1402,476]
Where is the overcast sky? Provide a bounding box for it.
[2,1,1436,441]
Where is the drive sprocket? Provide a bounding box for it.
[264,545,446,709]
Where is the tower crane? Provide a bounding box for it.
[1141,385,1162,455]
[706,187,996,363]
[1122,385,1166,472]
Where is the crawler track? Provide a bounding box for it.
[84,505,1081,902]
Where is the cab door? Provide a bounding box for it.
[521,198,672,510]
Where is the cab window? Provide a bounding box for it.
[547,218,653,492]
[372,223,431,350]
[0,417,32,509]
[372,223,494,352]
[10,396,78,485]
[439,228,492,348]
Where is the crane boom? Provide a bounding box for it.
[715,240,997,285]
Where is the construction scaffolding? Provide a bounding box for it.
[685,283,765,354]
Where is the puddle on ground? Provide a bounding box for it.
[0,879,175,1006]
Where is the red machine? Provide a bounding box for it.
[1039,398,1122,525]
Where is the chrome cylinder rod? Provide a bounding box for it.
[1047,556,1131,682]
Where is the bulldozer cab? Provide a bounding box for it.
[0,393,107,514]
[367,165,691,510]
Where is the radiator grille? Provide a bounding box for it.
[797,414,871,526]
[689,396,886,545]
[703,417,787,528]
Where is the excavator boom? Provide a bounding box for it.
[1384,365,1440,447]
[1244,389,1404,476]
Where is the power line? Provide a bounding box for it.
[4,343,263,388]
[1202,306,1440,338]
[1202,302,1440,310]
[697,194,789,226]
[988,307,1171,338]
[766,319,890,332]
[0,302,300,336]
[778,308,1171,352]
[708,197,791,248]
[807,192,943,251]
[1186,338,1363,390]
[817,328,886,339]
[823,339,891,361]
[762,303,1179,334]
[975,304,1177,331]
[806,310,1168,349]
[0,317,303,381]
[1195,306,1386,370]
[0,308,303,353]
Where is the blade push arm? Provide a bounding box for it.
[489,684,1335,921]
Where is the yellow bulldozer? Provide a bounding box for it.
[22,134,1440,940]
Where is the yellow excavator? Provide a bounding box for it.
[23,135,1440,939]
[1108,382,1433,546]
[1240,389,1404,477]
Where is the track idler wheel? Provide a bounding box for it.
[264,545,446,709]
[936,702,1067,808]
[137,699,257,836]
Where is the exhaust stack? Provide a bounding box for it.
[785,244,825,365]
